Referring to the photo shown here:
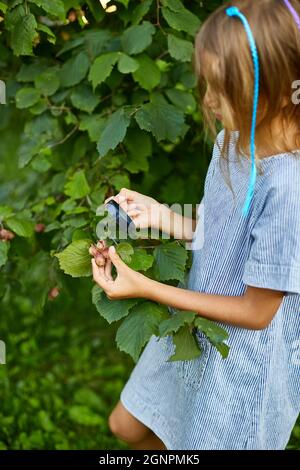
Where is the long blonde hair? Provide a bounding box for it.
[194,0,300,170]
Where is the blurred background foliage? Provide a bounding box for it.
[0,0,299,450]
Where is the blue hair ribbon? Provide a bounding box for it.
[226,6,260,216]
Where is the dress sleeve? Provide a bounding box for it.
[242,163,300,294]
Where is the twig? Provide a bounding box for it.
[47,124,79,149]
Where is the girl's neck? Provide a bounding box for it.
[255,118,300,159]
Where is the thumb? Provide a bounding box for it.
[108,245,125,269]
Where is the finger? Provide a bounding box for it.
[104,195,116,204]
[89,245,97,256]
[127,209,141,217]
[119,188,135,202]
[104,258,113,280]
[92,259,109,289]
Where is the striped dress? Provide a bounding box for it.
[120,130,300,450]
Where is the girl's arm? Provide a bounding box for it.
[105,188,197,242]
[141,277,284,330]
[91,246,285,331]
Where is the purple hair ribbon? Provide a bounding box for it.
[283,0,300,30]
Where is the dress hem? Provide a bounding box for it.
[120,385,176,450]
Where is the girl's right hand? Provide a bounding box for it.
[105,188,164,231]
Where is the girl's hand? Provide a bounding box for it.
[91,244,149,300]
[105,187,163,231]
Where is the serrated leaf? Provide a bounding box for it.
[0,242,9,268]
[110,174,130,191]
[70,85,99,113]
[161,6,200,36]
[11,13,38,56]
[153,242,187,282]
[34,69,60,96]
[55,239,92,278]
[97,108,131,157]
[117,54,139,74]
[167,34,194,62]
[116,301,169,362]
[60,52,90,88]
[64,170,91,200]
[16,62,47,82]
[6,217,34,238]
[116,242,134,263]
[168,325,201,362]
[16,87,40,109]
[121,21,155,55]
[194,317,229,359]
[159,310,196,337]
[92,285,139,324]
[88,52,119,89]
[132,54,161,91]
[127,249,154,271]
[135,101,185,142]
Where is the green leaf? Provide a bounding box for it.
[16,87,40,109]
[97,108,131,157]
[6,217,34,238]
[17,62,47,82]
[0,206,13,220]
[116,302,169,362]
[159,310,196,337]
[116,242,134,263]
[110,174,130,191]
[64,170,91,200]
[29,0,65,20]
[79,114,107,142]
[131,0,153,25]
[161,6,200,36]
[92,285,139,324]
[135,101,185,142]
[69,406,104,427]
[88,52,119,90]
[74,388,106,412]
[166,88,196,113]
[121,21,155,55]
[167,34,194,62]
[132,54,161,91]
[194,317,229,359]
[11,13,38,56]
[60,52,90,88]
[55,239,92,278]
[37,23,56,44]
[127,248,154,271]
[34,69,60,96]
[0,2,7,13]
[70,85,99,114]
[0,242,9,268]
[168,325,201,362]
[153,242,187,282]
[117,53,140,74]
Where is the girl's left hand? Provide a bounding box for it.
[91,244,149,300]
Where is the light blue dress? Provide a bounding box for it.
[120,130,300,450]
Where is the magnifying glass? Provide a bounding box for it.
[104,199,135,243]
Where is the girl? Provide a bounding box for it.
[91,0,300,450]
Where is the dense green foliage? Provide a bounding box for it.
[0,0,299,450]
